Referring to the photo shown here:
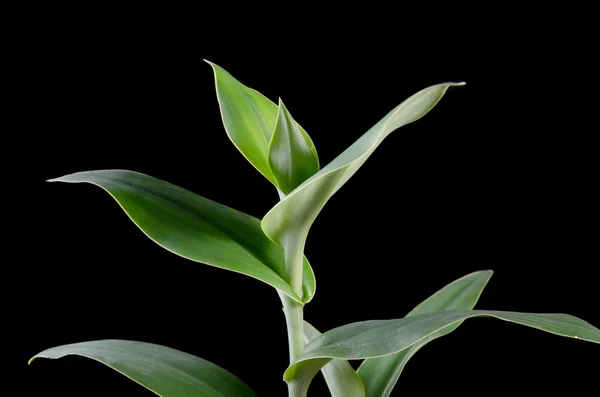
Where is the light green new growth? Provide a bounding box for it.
[30,62,600,397]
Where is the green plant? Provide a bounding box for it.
[30,61,600,397]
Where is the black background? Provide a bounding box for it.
[12,5,598,396]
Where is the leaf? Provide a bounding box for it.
[48,170,315,303]
[269,99,320,194]
[29,340,258,397]
[303,321,365,397]
[262,82,464,251]
[357,270,493,397]
[284,310,600,383]
[206,61,318,189]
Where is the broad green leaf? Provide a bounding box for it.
[48,170,315,303]
[358,270,493,397]
[206,61,318,189]
[303,321,365,397]
[262,82,464,255]
[30,340,257,397]
[285,310,600,383]
[269,99,320,194]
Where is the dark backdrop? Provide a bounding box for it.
[13,6,598,397]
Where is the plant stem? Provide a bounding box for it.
[280,232,307,362]
[287,379,310,397]
[277,189,308,397]
[280,293,304,363]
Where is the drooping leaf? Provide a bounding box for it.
[358,270,493,397]
[285,310,600,383]
[30,340,257,397]
[269,99,320,194]
[206,61,318,189]
[48,170,315,303]
[303,321,364,397]
[262,82,464,253]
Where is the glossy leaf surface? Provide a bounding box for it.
[358,270,493,397]
[303,321,364,397]
[285,310,600,382]
[207,61,317,189]
[49,170,315,303]
[30,340,258,397]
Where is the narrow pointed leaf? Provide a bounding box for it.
[269,99,320,194]
[30,340,258,397]
[303,321,365,397]
[262,82,464,251]
[206,61,318,188]
[358,270,493,397]
[49,170,315,303]
[285,310,600,382]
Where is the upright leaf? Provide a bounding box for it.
[303,321,365,397]
[358,270,493,397]
[206,61,318,189]
[30,340,258,397]
[269,99,320,194]
[285,310,600,384]
[49,170,316,303]
[262,83,464,251]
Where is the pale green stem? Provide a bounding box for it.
[287,378,310,397]
[277,189,308,397]
[280,233,307,362]
[280,292,304,364]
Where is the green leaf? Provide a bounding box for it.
[285,310,600,383]
[357,270,493,397]
[206,61,318,189]
[262,82,464,251]
[303,321,365,397]
[269,99,320,194]
[29,340,257,397]
[48,170,315,303]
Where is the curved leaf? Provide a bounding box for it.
[285,310,600,383]
[30,340,257,397]
[206,61,318,189]
[269,99,320,194]
[303,321,364,397]
[358,270,493,397]
[262,82,464,251]
[49,170,315,303]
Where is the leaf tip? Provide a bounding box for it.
[47,174,70,183]
[28,356,37,365]
[478,269,494,282]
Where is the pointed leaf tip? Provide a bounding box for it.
[46,170,316,303]
[268,99,320,193]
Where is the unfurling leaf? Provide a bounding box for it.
[30,340,258,397]
[48,170,316,303]
[206,61,318,190]
[269,99,319,194]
